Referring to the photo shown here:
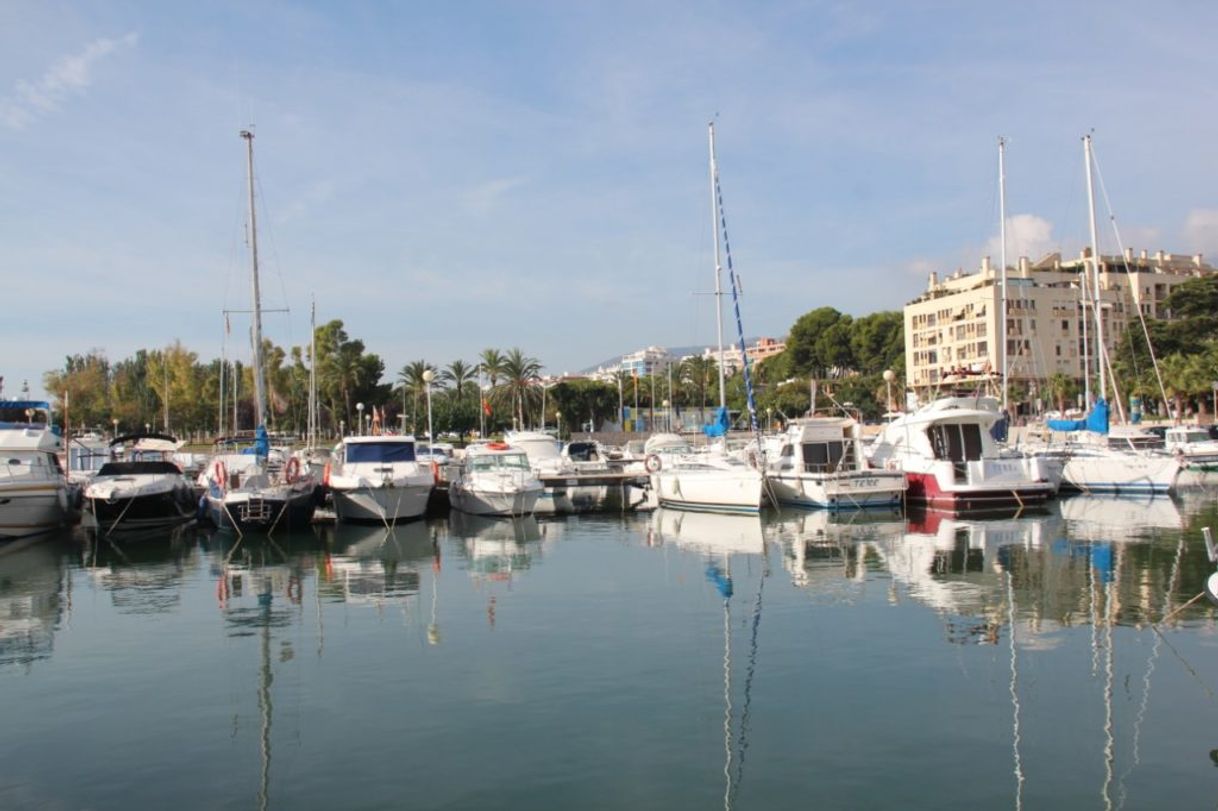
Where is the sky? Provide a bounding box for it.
[3,1,1218,400]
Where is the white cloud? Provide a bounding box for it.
[1,32,138,129]
[985,214,1057,263]
[1183,209,1218,258]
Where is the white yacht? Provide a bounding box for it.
[1041,402,1180,496]
[447,442,543,517]
[762,417,906,510]
[327,435,434,524]
[0,400,70,541]
[647,444,766,514]
[869,396,1056,512]
[506,430,614,514]
[1161,425,1218,486]
[83,433,196,533]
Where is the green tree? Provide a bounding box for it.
[500,348,542,429]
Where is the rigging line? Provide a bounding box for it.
[1089,147,1171,414]
[713,172,762,441]
[1118,534,1186,809]
[253,170,296,351]
[730,553,768,804]
[1006,569,1025,811]
[722,594,733,811]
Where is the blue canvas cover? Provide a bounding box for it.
[702,406,731,438]
[1047,398,1109,435]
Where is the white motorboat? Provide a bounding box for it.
[762,417,906,510]
[1160,425,1218,486]
[66,430,111,486]
[0,400,70,541]
[327,435,434,524]
[447,442,543,517]
[83,433,196,533]
[506,430,614,514]
[869,396,1055,512]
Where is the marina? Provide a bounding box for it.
[4,494,1218,808]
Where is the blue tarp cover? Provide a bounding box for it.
[702,406,730,438]
[1047,398,1109,435]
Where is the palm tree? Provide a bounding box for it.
[321,343,367,430]
[443,359,476,407]
[499,348,542,429]
[397,360,438,434]
[680,355,717,426]
[1046,371,1078,416]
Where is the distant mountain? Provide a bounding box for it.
[578,339,762,374]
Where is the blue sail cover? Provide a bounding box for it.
[989,412,1009,442]
[241,425,271,457]
[1047,398,1109,435]
[703,406,731,438]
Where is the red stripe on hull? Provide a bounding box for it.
[905,472,1051,512]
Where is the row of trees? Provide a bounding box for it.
[40,306,910,440]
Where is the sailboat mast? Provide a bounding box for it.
[308,297,317,447]
[998,136,1009,413]
[1084,134,1106,404]
[241,129,267,430]
[708,122,728,412]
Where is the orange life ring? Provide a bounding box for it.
[323,462,332,487]
[284,456,302,484]
[644,453,662,473]
[212,459,228,494]
[487,441,510,451]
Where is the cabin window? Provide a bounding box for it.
[346,442,416,464]
[801,440,856,473]
[927,423,984,463]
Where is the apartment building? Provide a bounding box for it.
[904,249,1214,399]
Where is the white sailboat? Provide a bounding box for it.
[649,122,765,513]
[201,131,318,533]
[1042,135,1180,496]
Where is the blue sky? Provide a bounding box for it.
[4,1,1217,399]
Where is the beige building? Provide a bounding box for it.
[904,249,1215,403]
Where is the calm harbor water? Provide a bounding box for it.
[5,493,1218,810]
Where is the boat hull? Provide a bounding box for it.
[86,488,197,533]
[0,482,69,540]
[448,484,542,517]
[331,484,432,523]
[204,486,317,532]
[651,469,765,514]
[1057,452,1180,496]
[767,470,905,511]
[904,471,1053,512]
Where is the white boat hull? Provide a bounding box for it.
[767,469,905,510]
[331,483,432,523]
[651,467,765,513]
[1058,451,1180,496]
[0,481,69,539]
[448,483,542,517]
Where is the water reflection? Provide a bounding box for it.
[766,507,904,587]
[81,528,198,615]
[450,512,543,582]
[646,507,769,810]
[316,521,439,607]
[0,539,64,670]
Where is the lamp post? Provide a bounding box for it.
[662,399,670,432]
[422,369,435,443]
[112,417,119,439]
[356,402,364,436]
[883,369,896,416]
[339,419,345,438]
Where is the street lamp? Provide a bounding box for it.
[111,417,119,439]
[883,369,896,415]
[422,369,435,443]
[662,399,670,432]
[356,402,364,436]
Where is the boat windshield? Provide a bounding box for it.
[470,452,531,472]
[347,441,416,464]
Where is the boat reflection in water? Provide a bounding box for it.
[81,526,198,615]
[648,502,769,810]
[766,506,904,589]
[0,538,65,671]
[316,520,439,609]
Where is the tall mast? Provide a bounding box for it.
[241,129,267,429]
[708,122,727,412]
[308,296,317,447]
[998,136,1009,413]
[1084,134,1106,404]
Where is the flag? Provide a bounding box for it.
[482,398,492,417]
